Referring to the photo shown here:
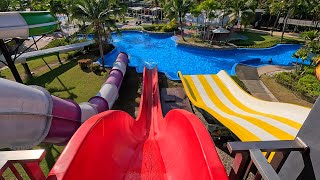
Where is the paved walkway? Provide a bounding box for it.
[257,65,294,76]
[236,64,295,102]
[236,64,278,102]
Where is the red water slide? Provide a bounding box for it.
[48,67,228,179]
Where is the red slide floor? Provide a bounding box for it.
[48,67,228,180]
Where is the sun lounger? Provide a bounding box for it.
[228,97,320,179]
[178,70,311,142]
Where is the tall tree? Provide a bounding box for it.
[227,0,257,30]
[266,0,285,36]
[197,0,220,40]
[71,0,118,72]
[50,0,66,14]
[219,0,230,27]
[279,0,300,41]
[50,0,74,23]
[164,0,194,40]
[190,6,201,25]
[308,0,320,29]
[0,0,10,11]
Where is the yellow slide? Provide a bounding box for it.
[179,70,311,142]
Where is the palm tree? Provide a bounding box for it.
[164,0,194,41]
[0,0,10,11]
[219,0,230,27]
[310,2,320,28]
[72,0,118,71]
[197,0,220,40]
[279,0,302,41]
[266,0,285,36]
[190,6,201,26]
[227,0,257,30]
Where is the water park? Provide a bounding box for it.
[0,0,320,179]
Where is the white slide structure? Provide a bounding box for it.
[0,41,94,68]
[179,70,311,142]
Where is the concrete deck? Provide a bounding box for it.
[236,64,278,102]
[160,87,193,116]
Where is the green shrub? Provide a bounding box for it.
[304,66,315,75]
[161,20,178,32]
[119,27,143,31]
[142,24,165,32]
[78,59,92,69]
[275,70,320,101]
[161,24,179,32]
[296,74,320,97]
[275,72,294,85]
[43,38,69,49]
[67,51,83,59]
[42,37,87,50]
[90,63,101,73]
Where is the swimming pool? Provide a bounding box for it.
[99,31,301,80]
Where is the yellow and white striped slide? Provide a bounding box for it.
[178,70,311,142]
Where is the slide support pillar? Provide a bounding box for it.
[22,63,32,78]
[0,39,22,83]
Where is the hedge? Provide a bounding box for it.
[275,67,320,102]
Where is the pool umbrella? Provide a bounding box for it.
[211,27,230,42]
[212,27,230,34]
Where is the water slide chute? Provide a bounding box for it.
[0,11,59,39]
[0,11,60,83]
[0,53,128,149]
[48,67,228,179]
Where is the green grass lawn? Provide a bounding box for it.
[181,31,304,49]
[261,75,313,107]
[26,58,106,102]
[232,31,304,48]
[2,53,107,178]
[0,53,69,81]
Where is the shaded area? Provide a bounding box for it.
[26,60,78,100]
[160,87,193,116]
[113,67,142,117]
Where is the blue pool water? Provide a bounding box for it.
[98,31,301,80]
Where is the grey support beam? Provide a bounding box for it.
[227,139,307,155]
[249,149,281,180]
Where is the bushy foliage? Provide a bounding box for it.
[142,24,165,31]
[294,30,320,66]
[142,19,178,32]
[90,63,101,73]
[142,23,178,32]
[275,66,320,101]
[78,59,92,69]
[43,38,86,49]
[161,19,179,32]
[43,38,70,49]
[232,39,302,48]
